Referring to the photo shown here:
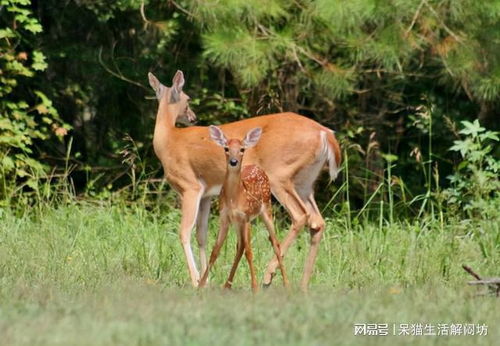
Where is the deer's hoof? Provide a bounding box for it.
[262,281,272,289]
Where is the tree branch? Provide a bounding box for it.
[405,0,425,36]
[422,0,463,42]
[169,0,195,18]
[98,46,149,91]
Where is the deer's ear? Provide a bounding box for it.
[243,127,262,148]
[209,125,227,147]
[170,70,185,103]
[148,72,166,100]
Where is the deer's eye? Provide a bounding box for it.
[224,147,229,152]
[240,148,245,153]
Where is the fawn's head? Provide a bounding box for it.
[148,70,196,125]
[209,126,262,170]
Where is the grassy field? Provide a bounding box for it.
[0,201,498,345]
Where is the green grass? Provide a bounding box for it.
[0,202,498,345]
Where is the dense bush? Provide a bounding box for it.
[0,0,68,202]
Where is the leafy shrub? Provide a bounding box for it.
[444,120,499,217]
[0,0,69,200]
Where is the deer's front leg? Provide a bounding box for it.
[179,188,204,287]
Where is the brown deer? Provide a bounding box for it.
[149,70,341,290]
[198,126,288,292]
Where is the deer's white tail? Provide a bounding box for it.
[321,129,341,181]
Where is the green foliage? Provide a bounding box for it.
[191,88,249,123]
[203,28,272,87]
[75,0,144,22]
[190,0,289,27]
[444,120,499,216]
[0,0,69,200]
[313,66,356,100]
[191,0,500,107]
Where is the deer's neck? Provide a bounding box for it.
[223,167,244,207]
[153,99,179,156]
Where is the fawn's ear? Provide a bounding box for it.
[209,125,228,147]
[170,70,185,103]
[148,72,166,100]
[243,127,262,148]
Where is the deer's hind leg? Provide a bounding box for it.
[260,203,289,288]
[242,223,258,293]
[263,180,308,287]
[300,191,326,292]
[196,197,211,276]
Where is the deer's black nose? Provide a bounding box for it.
[229,159,238,167]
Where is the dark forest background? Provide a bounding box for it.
[1,0,498,216]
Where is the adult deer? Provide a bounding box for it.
[199,126,288,291]
[149,70,341,290]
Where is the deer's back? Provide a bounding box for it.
[165,112,336,193]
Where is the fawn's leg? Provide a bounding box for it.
[199,216,229,288]
[224,222,244,289]
[243,223,258,293]
[261,204,289,288]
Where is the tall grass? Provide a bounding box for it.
[0,201,498,345]
[1,201,498,290]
